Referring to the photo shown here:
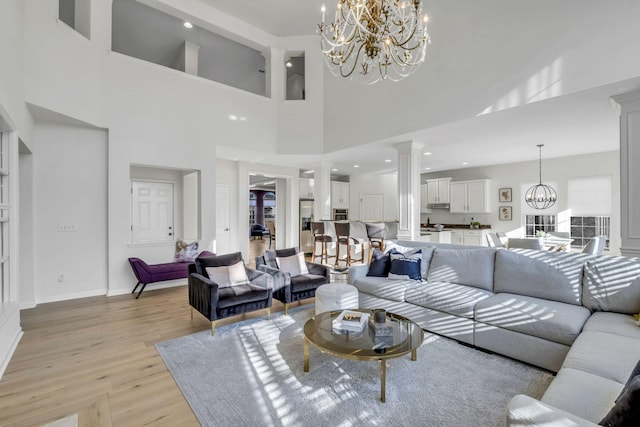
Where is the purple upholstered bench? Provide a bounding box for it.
[128,251,215,299]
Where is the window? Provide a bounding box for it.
[525,215,556,237]
[285,52,305,100]
[568,176,612,251]
[571,216,610,250]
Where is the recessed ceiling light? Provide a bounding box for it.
[303,170,313,174]
[183,22,193,29]
[353,164,360,168]
[424,167,431,170]
[384,159,392,163]
[239,116,247,121]
[228,114,238,121]
[462,162,469,165]
[285,61,293,68]
[332,168,338,172]
[424,152,432,156]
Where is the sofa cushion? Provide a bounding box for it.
[475,293,591,346]
[388,249,422,280]
[599,376,640,427]
[205,261,250,288]
[290,274,327,293]
[195,252,243,277]
[427,248,496,291]
[263,248,298,269]
[384,242,435,279]
[217,284,271,308]
[367,249,391,277]
[583,256,640,314]
[353,276,422,302]
[562,330,640,384]
[494,249,591,305]
[583,312,640,340]
[541,367,623,423]
[276,252,309,276]
[405,281,494,318]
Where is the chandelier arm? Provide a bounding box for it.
[341,42,367,78]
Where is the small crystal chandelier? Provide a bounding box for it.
[525,144,557,210]
[318,0,430,84]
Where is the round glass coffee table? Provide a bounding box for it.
[303,309,424,402]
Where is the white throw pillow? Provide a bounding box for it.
[276,253,309,277]
[205,261,249,288]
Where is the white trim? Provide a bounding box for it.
[0,329,22,380]
[107,280,186,297]
[35,289,107,305]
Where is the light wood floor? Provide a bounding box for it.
[0,239,289,427]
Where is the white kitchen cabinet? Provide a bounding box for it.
[331,181,350,209]
[451,229,490,246]
[299,178,314,199]
[426,178,451,205]
[420,184,429,213]
[449,179,490,213]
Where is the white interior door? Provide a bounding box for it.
[131,181,174,243]
[360,194,383,221]
[216,184,231,254]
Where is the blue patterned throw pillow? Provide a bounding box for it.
[367,249,391,277]
[388,249,422,280]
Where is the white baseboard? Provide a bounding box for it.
[108,280,187,297]
[35,289,107,305]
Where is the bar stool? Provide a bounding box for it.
[366,222,386,261]
[334,222,365,266]
[311,222,335,265]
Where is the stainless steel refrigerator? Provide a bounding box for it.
[300,200,314,255]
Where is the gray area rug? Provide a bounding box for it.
[156,307,553,426]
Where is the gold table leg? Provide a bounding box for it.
[380,359,386,403]
[411,349,417,361]
[303,338,309,372]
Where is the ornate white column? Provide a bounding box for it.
[313,161,332,221]
[612,90,640,257]
[395,141,423,241]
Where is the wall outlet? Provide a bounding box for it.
[57,224,77,232]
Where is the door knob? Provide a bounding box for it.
[168,232,173,236]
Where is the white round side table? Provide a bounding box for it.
[315,284,359,315]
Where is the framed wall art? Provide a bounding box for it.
[499,187,512,203]
[499,206,512,221]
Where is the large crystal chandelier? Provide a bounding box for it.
[318,0,430,84]
[525,144,557,210]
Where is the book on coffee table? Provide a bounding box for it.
[333,310,369,332]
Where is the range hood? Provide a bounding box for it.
[426,203,450,209]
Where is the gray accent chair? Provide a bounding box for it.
[256,247,330,315]
[582,235,607,255]
[189,252,273,335]
[507,237,542,250]
[486,232,505,248]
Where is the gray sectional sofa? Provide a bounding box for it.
[347,240,640,425]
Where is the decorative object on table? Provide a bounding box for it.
[433,224,444,231]
[471,221,481,229]
[536,230,547,238]
[373,308,386,323]
[332,310,369,332]
[499,206,512,221]
[369,317,394,337]
[318,0,431,84]
[525,144,557,209]
[499,187,512,202]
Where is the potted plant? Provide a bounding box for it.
[472,221,481,229]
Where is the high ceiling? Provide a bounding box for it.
[199,0,324,37]
[128,1,635,176]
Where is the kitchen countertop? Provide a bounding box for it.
[421,223,491,230]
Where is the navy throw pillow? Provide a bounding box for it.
[367,249,391,277]
[388,249,422,280]
[599,375,640,426]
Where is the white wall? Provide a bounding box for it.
[348,174,398,221]
[32,121,109,303]
[420,151,621,254]
[323,0,640,152]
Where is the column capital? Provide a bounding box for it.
[394,141,424,154]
